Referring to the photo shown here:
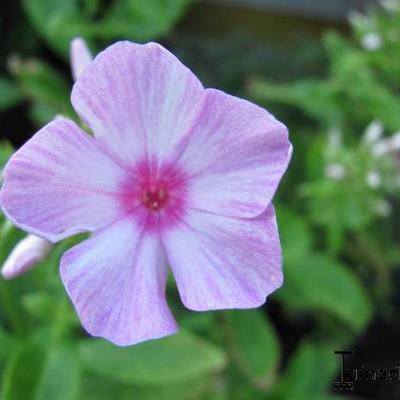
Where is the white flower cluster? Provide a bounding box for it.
[324,120,400,217]
[361,32,383,51]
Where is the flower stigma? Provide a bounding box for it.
[141,184,168,211]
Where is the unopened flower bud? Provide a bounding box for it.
[389,132,400,150]
[363,120,384,144]
[70,38,93,81]
[361,33,383,50]
[366,170,382,188]
[2,235,53,279]
[371,139,391,157]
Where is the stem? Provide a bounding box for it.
[351,231,390,300]
[49,297,71,344]
[0,221,27,336]
[0,280,26,336]
[216,313,275,392]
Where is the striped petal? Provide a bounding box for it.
[178,89,292,218]
[162,205,283,311]
[71,41,204,166]
[0,118,127,242]
[61,217,177,346]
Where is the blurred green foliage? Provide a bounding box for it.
[21,0,193,56]
[1,1,400,399]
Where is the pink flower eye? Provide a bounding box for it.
[141,185,168,211]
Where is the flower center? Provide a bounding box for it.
[141,185,168,211]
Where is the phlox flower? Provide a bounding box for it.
[0,40,292,345]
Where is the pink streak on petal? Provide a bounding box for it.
[0,118,129,242]
[70,38,93,81]
[1,234,52,279]
[71,41,204,166]
[173,89,292,218]
[60,217,177,346]
[162,205,283,311]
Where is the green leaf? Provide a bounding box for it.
[280,254,372,331]
[274,341,339,400]
[21,0,194,56]
[276,206,313,265]
[0,332,80,400]
[34,343,80,400]
[0,337,44,400]
[248,78,342,126]
[80,375,215,400]
[0,141,14,174]
[10,59,72,121]
[21,0,83,56]
[0,328,17,361]
[0,78,23,111]
[0,222,28,336]
[222,310,280,389]
[22,293,58,322]
[129,377,213,400]
[100,0,194,41]
[79,330,226,385]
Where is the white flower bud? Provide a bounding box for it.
[366,170,382,188]
[381,0,400,11]
[389,132,400,150]
[325,163,346,180]
[371,139,391,157]
[361,33,383,50]
[1,235,53,279]
[363,120,384,144]
[70,38,93,81]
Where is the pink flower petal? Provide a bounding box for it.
[177,89,292,218]
[60,217,177,346]
[0,118,127,242]
[162,205,283,311]
[71,41,204,165]
[70,37,93,81]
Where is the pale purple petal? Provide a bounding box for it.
[0,118,128,242]
[176,89,292,218]
[71,41,204,165]
[162,205,282,311]
[1,234,52,279]
[61,218,177,346]
[70,38,93,81]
